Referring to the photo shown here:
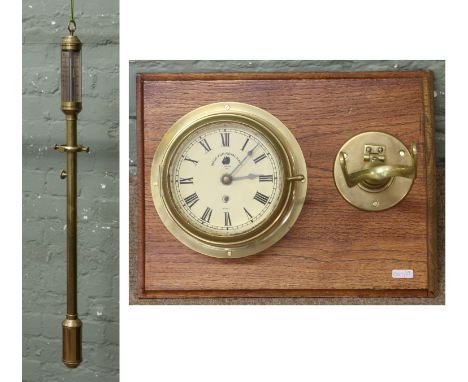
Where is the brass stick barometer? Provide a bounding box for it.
[54,0,89,368]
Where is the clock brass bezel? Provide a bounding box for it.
[150,102,307,258]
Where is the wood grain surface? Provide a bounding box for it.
[136,72,436,298]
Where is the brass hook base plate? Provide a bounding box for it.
[333,132,415,211]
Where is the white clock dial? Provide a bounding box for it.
[169,121,284,236]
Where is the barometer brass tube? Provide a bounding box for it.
[67,116,77,316]
[62,114,82,368]
[56,33,85,368]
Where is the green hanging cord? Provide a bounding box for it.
[68,0,76,35]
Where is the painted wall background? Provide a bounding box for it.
[128,60,444,176]
[23,1,119,381]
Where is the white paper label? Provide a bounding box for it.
[392,269,414,279]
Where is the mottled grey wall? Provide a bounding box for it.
[23,1,119,381]
[129,60,444,175]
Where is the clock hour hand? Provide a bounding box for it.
[231,173,260,181]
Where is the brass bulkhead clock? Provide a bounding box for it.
[151,102,307,258]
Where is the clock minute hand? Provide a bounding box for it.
[229,143,259,176]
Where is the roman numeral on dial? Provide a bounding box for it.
[179,177,193,184]
[241,138,250,151]
[184,157,198,164]
[184,193,199,208]
[221,132,230,147]
[253,191,269,205]
[243,207,253,220]
[253,153,266,164]
[259,175,273,182]
[224,211,232,226]
[199,138,212,152]
[201,207,213,223]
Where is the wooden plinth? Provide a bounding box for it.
[136,72,436,298]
